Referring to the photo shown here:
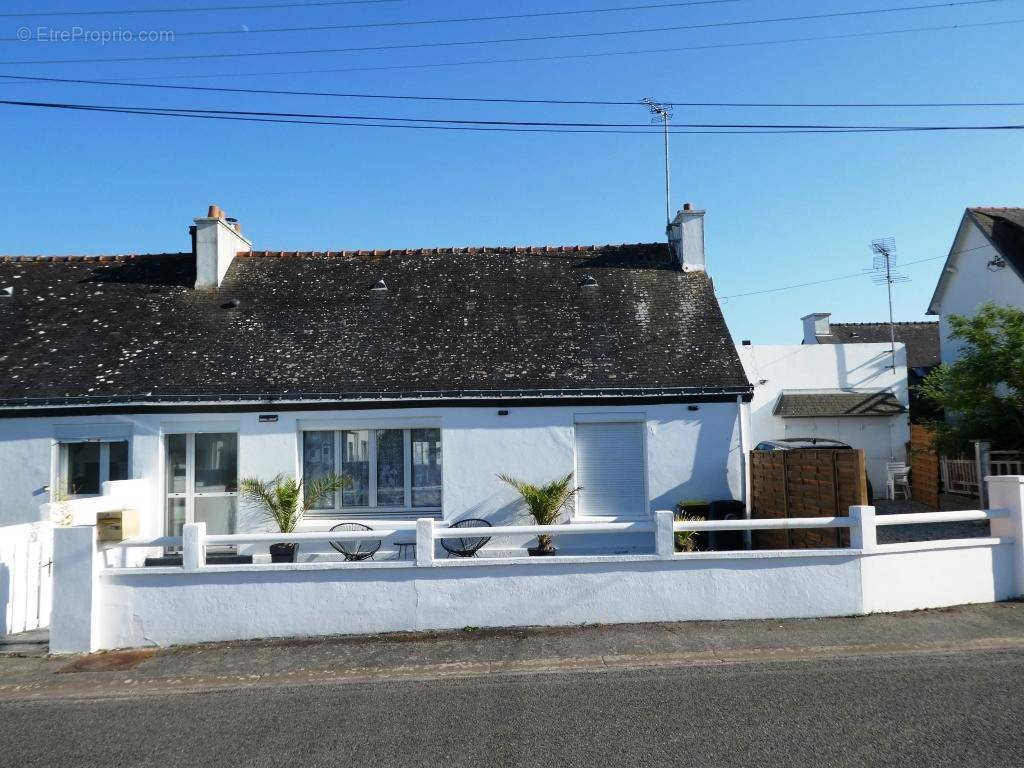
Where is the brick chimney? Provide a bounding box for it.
[191,204,251,289]
[801,312,831,344]
[668,203,706,272]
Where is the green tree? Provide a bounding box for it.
[917,302,1024,455]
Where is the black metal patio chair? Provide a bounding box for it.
[329,522,382,562]
[440,518,492,558]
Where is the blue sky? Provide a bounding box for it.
[0,0,1021,344]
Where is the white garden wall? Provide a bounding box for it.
[96,552,864,650]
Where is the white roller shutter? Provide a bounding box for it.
[574,421,647,519]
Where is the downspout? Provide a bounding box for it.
[737,394,752,549]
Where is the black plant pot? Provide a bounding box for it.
[269,543,297,563]
[527,546,558,557]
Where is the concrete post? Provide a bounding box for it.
[987,475,1024,598]
[849,505,876,553]
[654,510,675,558]
[50,525,100,654]
[975,441,992,508]
[183,522,206,571]
[416,518,434,567]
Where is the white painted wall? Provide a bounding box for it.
[930,217,1024,364]
[736,344,910,497]
[1,402,745,548]
[95,552,863,649]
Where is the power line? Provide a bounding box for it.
[0,0,748,41]
[717,249,987,300]
[7,72,1024,110]
[0,0,1011,66]
[10,97,1024,135]
[11,96,1024,131]
[22,15,1019,80]
[0,0,403,18]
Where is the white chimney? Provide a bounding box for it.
[801,312,831,344]
[192,204,252,289]
[668,203,705,272]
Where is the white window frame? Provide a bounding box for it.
[163,432,239,536]
[56,439,131,499]
[572,413,650,522]
[300,426,443,518]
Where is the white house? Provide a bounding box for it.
[799,312,939,421]
[927,207,1024,363]
[736,342,910,497]
[0,204,753,556]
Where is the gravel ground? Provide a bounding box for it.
[875,493,989,544]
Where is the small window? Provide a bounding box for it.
[59,440,130,498]
[302,428,442,515]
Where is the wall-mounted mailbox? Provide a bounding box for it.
[97,509,140,542]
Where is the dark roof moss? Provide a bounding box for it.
[0,244,751,409]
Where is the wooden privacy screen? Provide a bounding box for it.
[910,424,940,509]
[750,449,868,549]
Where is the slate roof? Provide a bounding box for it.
[773,391,906,418]
[0,244,751,411]
[814,322,940,369]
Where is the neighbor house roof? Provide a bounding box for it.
[927,207,1024,315]
[0,244,751,413]
[773,391,906,418]
[813,322,940,369]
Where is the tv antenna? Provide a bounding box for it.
[642,97,673,229]
[868,237,909,368]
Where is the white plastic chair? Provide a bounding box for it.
[886,462,911,500]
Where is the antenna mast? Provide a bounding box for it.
[869,237,909,369]
[643,97,673,229]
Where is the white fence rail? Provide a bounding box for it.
[0,520,54,635]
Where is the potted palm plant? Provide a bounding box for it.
[239,473,350,563]
[498,472,581,556]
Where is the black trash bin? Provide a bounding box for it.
[708,500,746,551]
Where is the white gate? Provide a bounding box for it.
[0,521,54,635]
[940,458,978,495]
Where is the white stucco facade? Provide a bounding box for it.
[0,402,746,547]
[736,343,910,497]
[928,213,1024,364]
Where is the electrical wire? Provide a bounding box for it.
[18,15,1018,80]
[717,249,986,300]
[4,72,1024,110]
[10,96,1024,131]
[0,0,403,18]
[0,1,749,41]
[0,0,1011,66]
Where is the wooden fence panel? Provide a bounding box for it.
[751,450,866,549]
[910,424,940,508]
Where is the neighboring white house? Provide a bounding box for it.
[0,204,752,555]
[927,207,1024,363]
[736,343,910,497]
[799,312,939,421]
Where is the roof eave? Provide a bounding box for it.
[0,386,756,417]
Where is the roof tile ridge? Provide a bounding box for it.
[239,242,666,258]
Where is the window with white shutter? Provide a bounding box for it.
[574,421,647,519]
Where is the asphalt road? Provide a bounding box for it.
[2,649,1022,767]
